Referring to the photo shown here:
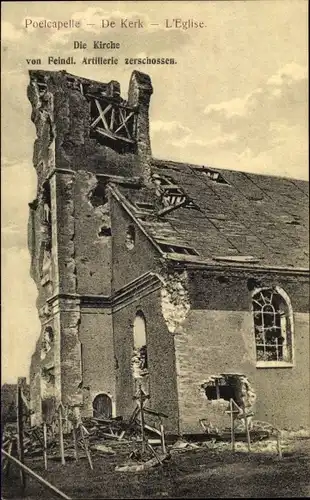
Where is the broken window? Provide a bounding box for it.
[125,225,136,250]
[41,326,54,360]
[252,287,293,364]
[132,311,148,377]
[158,243,199,256]
[39,182,52,281]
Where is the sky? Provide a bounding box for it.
[1,0,308,383]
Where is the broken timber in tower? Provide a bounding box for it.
[32,71,138,154]
[88,95,137,150]
[67,74,138,153]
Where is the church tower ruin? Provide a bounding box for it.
[27,70,153,424]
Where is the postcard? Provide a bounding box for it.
[1,1,309,498]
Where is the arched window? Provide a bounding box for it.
[41,326,54,360]
[252,287,293,366]
[125,225,135,250]
[133,311,148,375]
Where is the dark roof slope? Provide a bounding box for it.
[113,159,309,270]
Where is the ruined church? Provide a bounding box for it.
[28,69,309,434]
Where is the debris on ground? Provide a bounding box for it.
[91,444,116,455]
[170,439,200,452]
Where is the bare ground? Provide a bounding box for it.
[2,437,310,499]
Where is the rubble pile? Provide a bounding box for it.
[82,415,141,442]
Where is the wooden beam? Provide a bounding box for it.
[110,107,115,130]
[96,173,142,186]
[92,100,111,130]
[58,406,66,466]
[139,384,146,454]
[16,379,26,492]
[160,423,166,454]
[229,399,235,452]
[79,424,93,470]
[95,127,135,144]
[118,108,131,138]
[72,427,79,462]
[43,423,48,470]
[114,111,134,135]
[1,449,72,500]
[95,127,116,141]
[90,101,112,129]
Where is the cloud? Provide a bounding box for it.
[149,63,308,179]
[204,95,250,118]
[202,62,308,162]
[151,120,195,148]
[151,119,238,150]
[267,62,307,86]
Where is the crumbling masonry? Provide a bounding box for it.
[28,70,309,434]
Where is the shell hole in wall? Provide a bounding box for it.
[98,226,112,237]
[203,377,236,402]
[90,182,108,208]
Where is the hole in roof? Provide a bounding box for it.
[200,167,229,185]
[157,243,199,256]
[151,174,175,186]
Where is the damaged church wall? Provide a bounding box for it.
[74,171,112,296]
[175,308,256,434]
[110,199,179,432]
[112,291,179,434]
[173,270,309,433]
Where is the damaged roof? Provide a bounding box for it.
[110,159,309,270]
